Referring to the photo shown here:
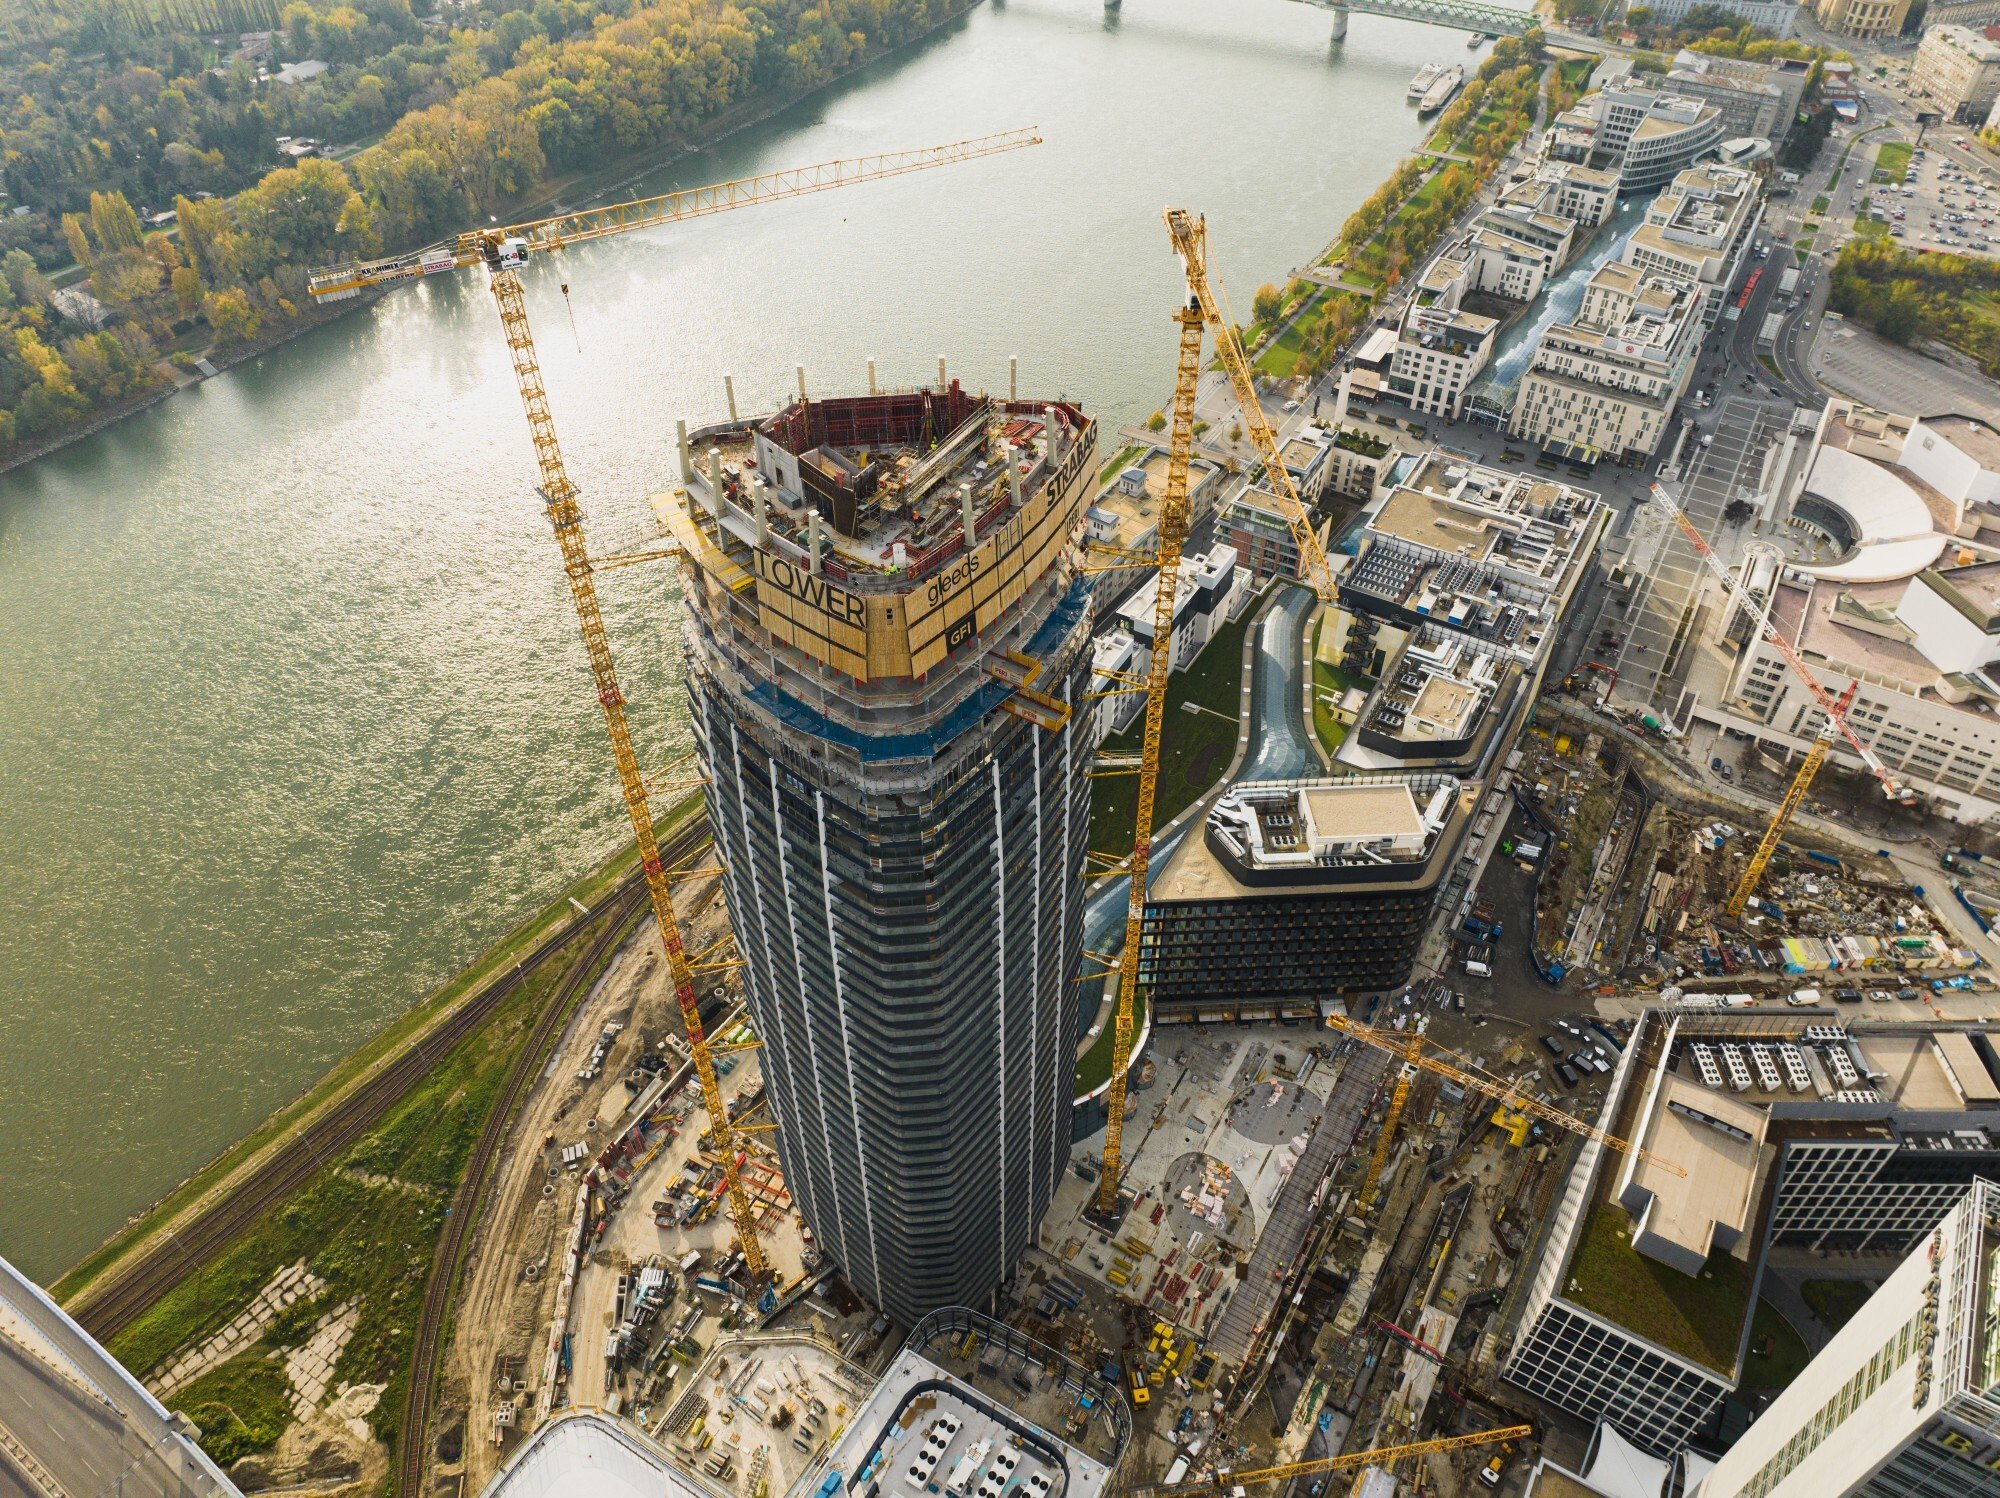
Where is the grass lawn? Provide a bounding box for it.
[1742,1299,1812,1392]
[52,803,695,1308]
[1075,989,1150,1094]
[1795,232,1816,253]
[1087,593,1261,859]
[1255,310,1314,378]
[172,1351,294,1466]
[1873,140,1913,183]
[1311,656,1364,762]
[1801,1278,1876,1335]
[110,898,642,1466]
[1853,213,1891,240]
[1811,194,1831,216]
[1565,1202,1752,1375]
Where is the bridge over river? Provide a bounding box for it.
[1104,0,1536,42]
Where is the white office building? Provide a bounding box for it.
[1694,1179,2000,1498]
[1506,1007,2000,1457]
[1085,544,1247,746]
[1700,402,2000,825]
[1624,162,1766,328]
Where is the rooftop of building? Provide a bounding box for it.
[1342,623,1514,771]
[1152,773,1470,902]
[1793,435,1956,584]
[1559,1011,2000,1379]
[1923,20,2000,56]
[816,1314,1121,1498]
[673,386,1087,595]
[1091,445,1222,551]
[1928,413,2000,472]
[1113,544,1237,637]
[482,1412,707,1498]
[1401,298,1497,357]
[1363,452,1604,591]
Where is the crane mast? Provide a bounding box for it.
[1097,208,1342,1214]
[1096,243,1205,1215]
[1164,210,1339,604]
[1127,1423,1531,1497]
[310,130,1042,1277]
[1724,680,1856,920]
[1645,482,1907,802]
[1327,1015,1686,1177]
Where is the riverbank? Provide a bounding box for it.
[0,0,982,480]
[52,798,700,1308]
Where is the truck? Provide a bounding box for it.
[1464,943,1495,978]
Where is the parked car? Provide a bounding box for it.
[1540,1034,1566,1058]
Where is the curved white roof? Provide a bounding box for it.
[1579,1422,1673,1498]
[481,1413,707,1498]
[1799,445,1950,583]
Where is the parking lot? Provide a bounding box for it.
[1864,139,2000,254]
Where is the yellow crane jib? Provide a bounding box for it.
[314,131,1042,1278]
[1127,1424,1533,1498]
[1162,207,1338,605]
[1327,1015,1687,1178]
[1724,679,1857,921]
[308,128,1043,301]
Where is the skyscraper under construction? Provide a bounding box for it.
[666,374,1096,1323]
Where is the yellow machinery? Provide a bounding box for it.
[1355,1066,1412,1212]
[1127,1424,1532,1497]
[309,130,1041,1274]
[1724,681,1856,920]
[1095,208,1340,1214]
[1328,1016,1686,1177]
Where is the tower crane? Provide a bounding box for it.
[308,130,1042,1275]
[1724,680,1856,920]
[1095,207,1336,1214]
[1326,1016,1687,1177]
[1355,1066,1413,1213]
[1125,1424,1532,1498]
[1644,481,1911,808]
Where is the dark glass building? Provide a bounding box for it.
[1140,774,1473,1015]
[667,383,1095,1323]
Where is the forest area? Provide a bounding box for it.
[0,0,973,459]
[1829,241,2000,377]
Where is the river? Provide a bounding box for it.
[0,0,1487,1281]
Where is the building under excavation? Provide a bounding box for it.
[665,380,1096,1325]
[1139,774,1476,1015]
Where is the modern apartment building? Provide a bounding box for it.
[1220,485,1333,586]
[1498,159,1620,232]
[1694,1179,2000,1498]
[1699,401,2000,826]
[1814,0,1912,38]
[1509,263,1704,463]
[1546,82,1725,193]
[666,381,1095,1323]
[1662,49,1812,144]
[1084,544,1247,746]
[1386,252,1500,420]
[1505,1008,2000,1456]
[1913,23,2000,122]
[1624,162,1765,328]
[1933,0,2000,27]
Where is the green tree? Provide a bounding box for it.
[203,287,260,345]
[1253,283,1283,324]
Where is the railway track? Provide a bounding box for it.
[395,868,659,1497]
[68,815,709,1344]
